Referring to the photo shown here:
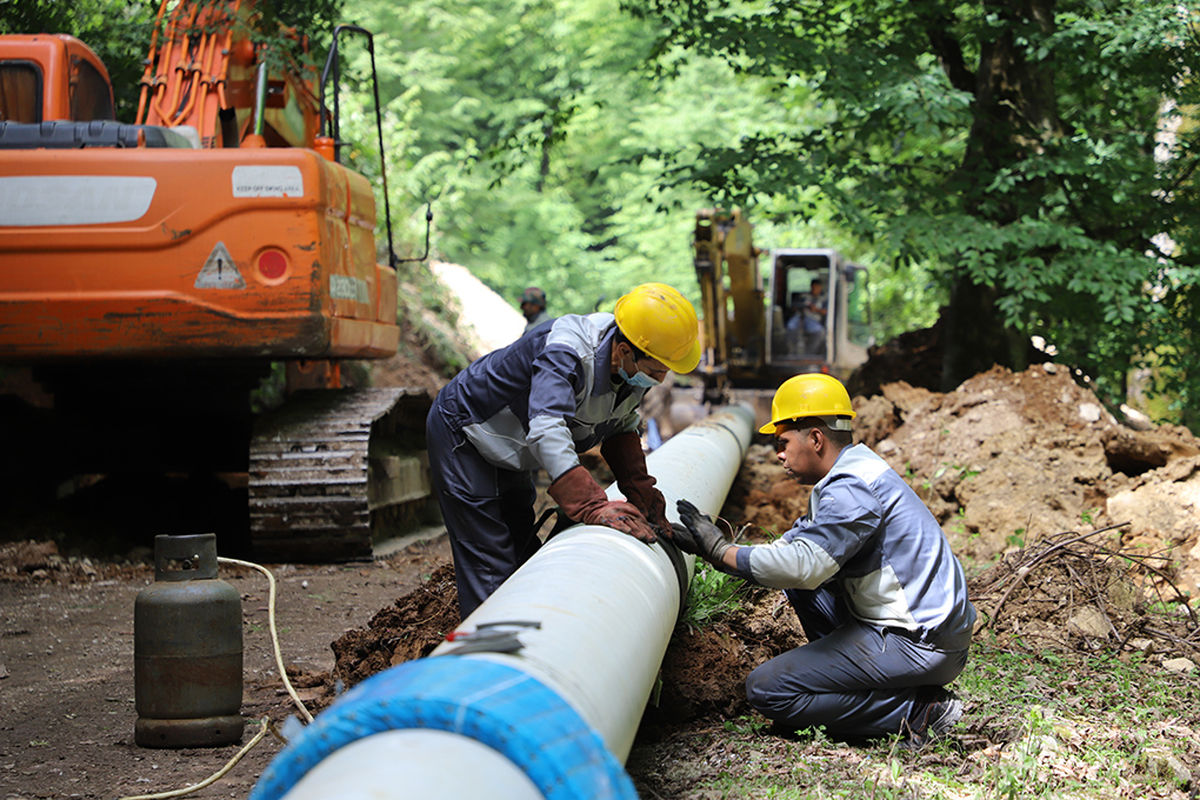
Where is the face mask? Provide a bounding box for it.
[619,366,661,389]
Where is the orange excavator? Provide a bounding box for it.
[0,0,434,560]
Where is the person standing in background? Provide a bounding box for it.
[520,287,551,332]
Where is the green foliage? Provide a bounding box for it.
[683,563,747,628]
[627,0,1200,425]
[722,714,769,735]
[346,0,907,321]
[0,0,156,118]
[25,0,1200,433]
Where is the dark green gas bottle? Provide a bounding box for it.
[134,533,243,748]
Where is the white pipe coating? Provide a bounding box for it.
[284,730,541,798]
[278,405,756,800]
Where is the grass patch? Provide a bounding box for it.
[682,564,749,628]
[631,642,1200,798]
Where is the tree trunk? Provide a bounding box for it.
[941,276,1030,390]
[941,0,1059,388]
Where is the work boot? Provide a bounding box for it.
[901,690,963,750]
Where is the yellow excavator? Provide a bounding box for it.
[691,208,873,408]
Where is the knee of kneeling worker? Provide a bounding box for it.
[745,667,792,718]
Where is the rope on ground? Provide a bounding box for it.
[114,716,273,800]
[217,556,315,724]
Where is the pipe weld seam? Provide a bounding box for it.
[248,657,637,800]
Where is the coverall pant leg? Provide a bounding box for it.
[426,406,539,619]
[744,586,969,740]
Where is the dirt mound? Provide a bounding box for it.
[328,563,460,689]
[649,582,805,727]
[850,365,1200,588]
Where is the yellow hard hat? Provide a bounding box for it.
[613,282,701,374]
[759,373,856,434]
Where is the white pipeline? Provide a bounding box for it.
[249,405,756,800]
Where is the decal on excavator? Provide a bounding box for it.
[194,241,246,289]
[0,175,156,226]
[330,273,369,303]
[231,165,304,198]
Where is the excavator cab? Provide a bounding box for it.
[765,249,872,375]
[693,209,873,395]
[0,34,115,123]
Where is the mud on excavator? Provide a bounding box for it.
[690,208,873,416]
[0,1,434,561]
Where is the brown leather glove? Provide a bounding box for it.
[600,432,671,538]
[548,465,657,543]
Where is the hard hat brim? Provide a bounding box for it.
[654,339,701,374]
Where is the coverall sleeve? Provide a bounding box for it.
[738,477,882,590]
[525,346,587,481]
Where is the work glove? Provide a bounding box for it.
[674,499,735,565]
[548,465,658,544]
[601,432,672,538]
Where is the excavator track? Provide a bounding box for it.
[248,387,434,562]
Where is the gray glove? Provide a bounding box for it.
[674,499,735,565]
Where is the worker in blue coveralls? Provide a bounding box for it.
[672,373,975,748]
[426,282,702,619]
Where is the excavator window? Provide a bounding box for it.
[780,267,828,357]
[0,61,42,122]
[69,54,114,121]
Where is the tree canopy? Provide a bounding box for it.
[6,0,1199,429]
[627,0,1200,422]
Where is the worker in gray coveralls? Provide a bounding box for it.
[673,373,976,748]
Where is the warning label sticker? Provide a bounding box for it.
[231,165,304,198]
[330,274,369,303]
[194,241,246,289]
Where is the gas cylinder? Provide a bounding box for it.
[134,533,244,747]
